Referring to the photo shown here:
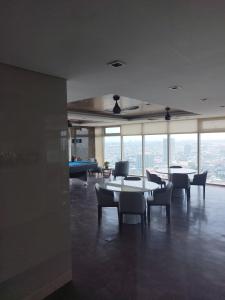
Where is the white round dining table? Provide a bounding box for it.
[98,178,159,224]
[98,177,159,193]
[154,168,196,175]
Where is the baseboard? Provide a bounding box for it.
[23,270,72,300]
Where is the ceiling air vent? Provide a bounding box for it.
[107,60,126,68]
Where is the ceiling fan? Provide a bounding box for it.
[105,95,139,114]
[165,107,171,120]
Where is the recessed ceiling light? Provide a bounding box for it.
[200,98,208,103]
[169,85,182,91]
[107,60,126,68]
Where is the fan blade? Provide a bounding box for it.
[121,106,139,111]
[104,105,139,113]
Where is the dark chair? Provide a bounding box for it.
[118,192,146,232]
[88,158,102,176]
[112,161,129,179]
[89,166,102,176]
[147,182,173,224]
[169,165,182,168]
[190,171,208,199]
[171,173,190,200]
[95,183,118,224]
[124,176,141,180]
[146,170,166,188]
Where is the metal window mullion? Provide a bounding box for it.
[167,121,170,169]
[197,120,200,174]
[121,134,123,160]
[142,135,145,177]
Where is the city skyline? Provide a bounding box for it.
[104,133,225,184]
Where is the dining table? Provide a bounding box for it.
[154,167,196,199]
[154,167,196,175]
[98,177,159,224]
[98,177,159,193]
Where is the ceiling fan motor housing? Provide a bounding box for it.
[113,95,120,101]
[112,94,121,114]
[165,107,171,120]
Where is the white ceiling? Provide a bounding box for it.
[0,0,225,117]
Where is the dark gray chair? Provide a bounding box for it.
[118,192,146,232]
[95,183,118,224]
[190,171,208,199]
[169,165,182,168]
[147,182,173,224]
[112,161,129,179]
[171,173,191,200]
[124,176,141,180]
[88,158,102,176]
[146,169,166,188]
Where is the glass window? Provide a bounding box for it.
[105,127,120,134]
[76,127,89,136]
[123,136,142,175]
[169,134,198,169]
[200,132,225,184]
[144,135,168,170]
[73,137,89,160]
[104,136,121,167]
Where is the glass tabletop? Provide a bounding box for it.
[154,168,196,175]
[98,177,159,192]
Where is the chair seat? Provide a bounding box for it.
[190,181,204,185]
[190,182,197,185]
[147,198,169,206]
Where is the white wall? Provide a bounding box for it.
[0,64,72,299]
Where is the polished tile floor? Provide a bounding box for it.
[46,176,225,300]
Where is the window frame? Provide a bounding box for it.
[104,126,121,135]
[99,118,225,185]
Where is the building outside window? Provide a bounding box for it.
[104,136,121,168]
[123,135,142,175]
[100,120,225,185]
[169,133,198,169]
[144,135,168,171]
[200,132,225,184]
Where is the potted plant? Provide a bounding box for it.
[104,161,110,169]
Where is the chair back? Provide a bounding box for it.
[153,182,173,204]
[114,161,129,177]
[192,171,208,185]
[146,169,151,181]
[171,173,190,189]
[169,165,182,168]
[146,170,163,185]
[95,183,115,206]
[119,192,146,214]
